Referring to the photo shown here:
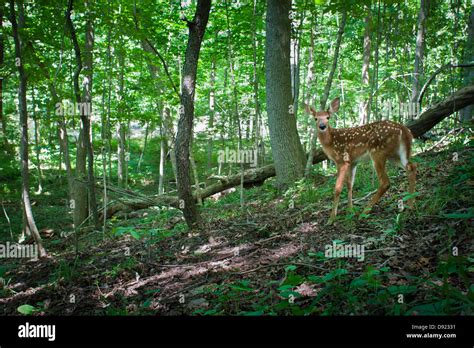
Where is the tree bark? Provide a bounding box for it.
[32,90,42,193]
[0,6,13,156]
[265,0,306,188]
[359,12,372,125]
[461,5,474,121]
[65,0,98,227]
[82,3,98,226]
[251,0,261,150]
[411,0,430,105]
[207,58,216,172]
[9,0,47,257]
[175,0,211,228]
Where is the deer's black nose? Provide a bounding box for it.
[319,124,327,130]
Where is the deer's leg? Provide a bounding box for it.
[346,164,357,210]
[331,163,350,218]
[406,162,417,208]
[367,156,389,210]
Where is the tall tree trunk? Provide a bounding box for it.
[320,11,347,110]
[224,0,244,206]
[303,18,316,148]
[359,12,372,125]
[117,46,127,189]
[158,121,165,194]
[0,6,13,156]
[251,0,262,164]
[265,0,306,188]
[82,3,98,226]
[305,10,346,177]
[359,13,371,124]
[461,4,473,121]
[411,0,430,109]
[207,58,216,172]
[137,120,149,171]
[175,0,211,228]
[9,0,47,257]
[32,89,42,193]
[65,0,98,228]
[117,122,126,187]
[106,2,113,181]
[291,3,307,120]
[372,0,383,120]
[163,106,177,182]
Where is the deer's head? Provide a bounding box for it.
[305,97,340,132]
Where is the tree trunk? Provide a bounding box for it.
[65,0,97,228]
[175,0,211,228]
[0,6,13,156]
[224,0,244,207]
[305,11,346,177]
[163,106,177,182]
[265,0,306,188]
[251,0,262,164]
[117,122,126,187]
[32,89,42,193]
[411,0,430,106]
[359,12,372,125]
[117,46,127,189]
[9,0,47,257]
[137,120,149,171]
[158,121,165,194]
[461,5,474,121]
[320,11,347,110]
[207,58,216,172]
[82,5,98,226]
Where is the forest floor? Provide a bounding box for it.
[0,138,473,315]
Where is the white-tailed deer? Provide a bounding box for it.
[305,97,417,220]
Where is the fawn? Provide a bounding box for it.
[305,97,417,220]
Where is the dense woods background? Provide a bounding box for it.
[0,0,473,316]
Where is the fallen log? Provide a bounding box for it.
[407,85,474,137]
[101,86,474,220]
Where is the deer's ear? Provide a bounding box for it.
[329,97,340,113]
[304,104,317,116]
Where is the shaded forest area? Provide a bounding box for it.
[0,0,473,317]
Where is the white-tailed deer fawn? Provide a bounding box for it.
[305,97,417,220]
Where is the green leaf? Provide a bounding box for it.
[282,273,304,286]
[322,268,348,282]
[350,278,367,288]
[130,230,141,240]
[17,304,36,315]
